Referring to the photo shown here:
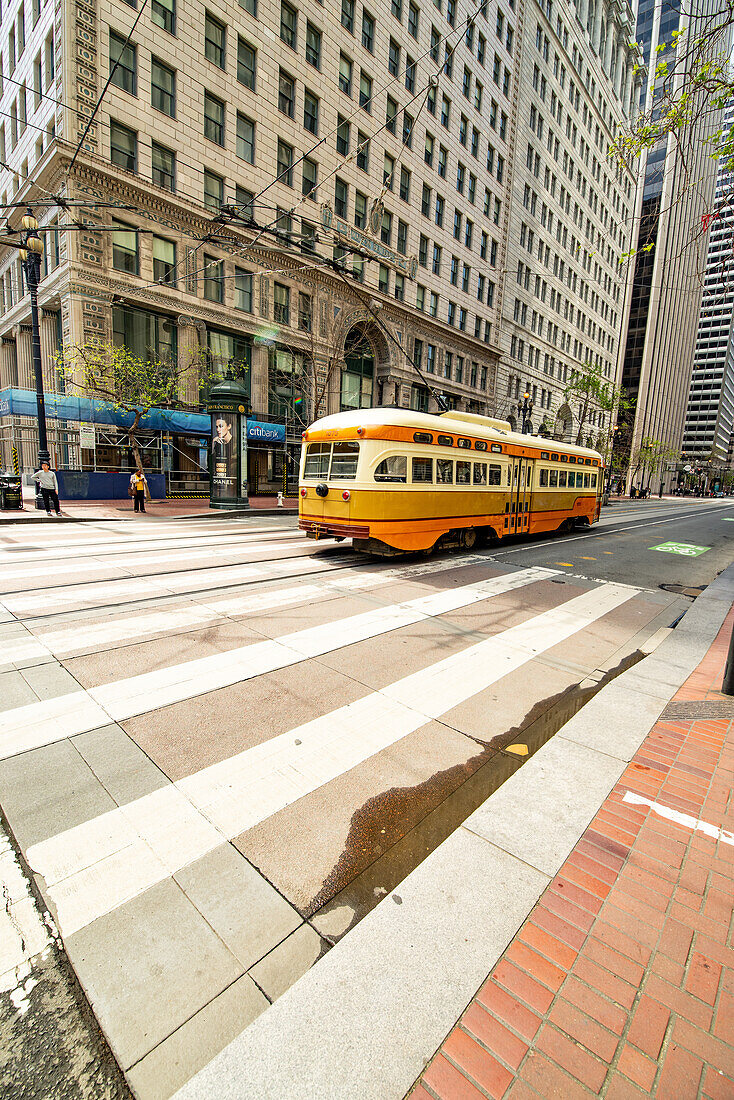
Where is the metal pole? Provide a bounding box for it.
[722,624,734,696]
[25,253,49,466]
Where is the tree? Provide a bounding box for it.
[630,436,681,492]
[563,361,635,447]
[58,341,217,471]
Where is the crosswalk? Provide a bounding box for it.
[0,518,668,1092]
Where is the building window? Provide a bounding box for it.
[402,111,414,148]
[339,53,352,95]
[302,156,318,198]
[341,0,354,32]
[429,292,438,317]
[109,30,136,95]
[237,37,256,88]
[239,0,256,16]
[386,96,398,134]
[408,0,419,36]
[357,131,369,170]
[230,115,254,166]
[204,91,225,144]
[381,209,392,245]
[151,141,175,190]
[151,57,175,116]
[280,1,297,48]
[204,168,223,210]
[113,305,177,365]
[362,9,375,50]
[110,120,137,171]
[336,115,350,154]
[306,22,321,67]
[391,0,403,18]
[152,0,175,33]
[111,221,138,274]
[334,176,348,216]
[384,153,395,188]
[359,70,372,110]
[204,12,226,68]
[235,268,253,312]
[304,88,319,134]
[203,255,224,302]
[277,140,294,186]
[432,243,441,274]
[399,165,411,202]
[355,191,367,228]
[397,218,408,254]
[274,282,290,324]
[298,292,312,331]
[394,273,405,301]
[278,70,295,116]
[379,265,389,293]
[152,235,176,285]
[388,37,400,76]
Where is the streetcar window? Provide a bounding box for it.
[438,434,454,447]
[491,443,503,453]
[569,455,577,464]
[507,466,512,485]
[456,460,471,484]
[512,464,519,484]
[584,473,590,488]
[437,459,454,484]
[330,441,360,479]
[303,442,331,478]
[591,473,597,488]
[475,440,488,451]
[413,432,433,444]
[558,470,567,487]
[549,470,558,487]
[551,453,558,461]
[539,468,548,487]
[458,438,472,449]
[374,456,407,482]
[584,458,592,466]
[541,451,549,460]
[488,464,501,485]
[412,457,433,482]
[559,454,568,463]
[473,462,487,485]
[567,471,577,487]
[526,467,532,488]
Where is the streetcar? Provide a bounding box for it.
[298,408,603,555]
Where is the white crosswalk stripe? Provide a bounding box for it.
[25,580,638,938]
[0,566,555,758]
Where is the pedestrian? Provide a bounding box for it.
[129,467,149,513]
[32,460,62,516]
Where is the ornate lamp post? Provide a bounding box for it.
[18,210,48,466]
[517,391,533,434]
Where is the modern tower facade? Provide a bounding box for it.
[682,104,734,469]
[0,0,640,488]
[619,0,725,490]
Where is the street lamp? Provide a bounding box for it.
[19,210,48,466]
[517,391,533,434]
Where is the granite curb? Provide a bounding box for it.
[172,564,734,1100]
[0,507,299,524]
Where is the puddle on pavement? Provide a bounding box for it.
[309,649,645,945]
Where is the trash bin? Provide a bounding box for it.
[0,474,22,510]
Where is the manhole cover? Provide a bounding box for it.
[661,698,734,720]
[659,583,707,599]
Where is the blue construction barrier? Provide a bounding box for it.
[56,471,166,500]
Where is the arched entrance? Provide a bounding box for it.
[554,403,573,442]
[341,326,375,410]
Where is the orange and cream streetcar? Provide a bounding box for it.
[299,408,603,555]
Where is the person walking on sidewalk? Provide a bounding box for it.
[32,461,62,516]
[129,468,149,513]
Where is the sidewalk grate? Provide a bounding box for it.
[661,697,734,719]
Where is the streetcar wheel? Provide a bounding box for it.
[463,528,478,550]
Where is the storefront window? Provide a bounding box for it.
[112,304,177,364]
[268,347,309,426]
[207,329,251,393]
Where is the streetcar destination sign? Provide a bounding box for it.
[650,541,711,557]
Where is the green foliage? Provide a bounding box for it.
[631,436,681,486]
[563,362,634,447]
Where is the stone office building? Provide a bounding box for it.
[0,0,640,486]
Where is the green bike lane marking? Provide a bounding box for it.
[650,541,711,557]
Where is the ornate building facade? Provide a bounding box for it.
[0,0,640,489]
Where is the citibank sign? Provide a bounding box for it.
[246,421,286,443]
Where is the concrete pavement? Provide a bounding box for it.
[0,505,731,1097]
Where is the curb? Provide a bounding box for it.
[0,507,299,524]
[172,565,734,1100]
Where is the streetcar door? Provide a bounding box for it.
[509,458,528,533]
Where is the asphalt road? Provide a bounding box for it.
[488,498,734,589]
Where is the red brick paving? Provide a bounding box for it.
[410,608,734,1099]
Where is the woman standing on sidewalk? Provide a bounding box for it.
[32,461,62,516]
[129,468,149,513]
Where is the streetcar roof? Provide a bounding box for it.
[304,408,602,460]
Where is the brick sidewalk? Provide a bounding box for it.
[411,610,734,1100]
